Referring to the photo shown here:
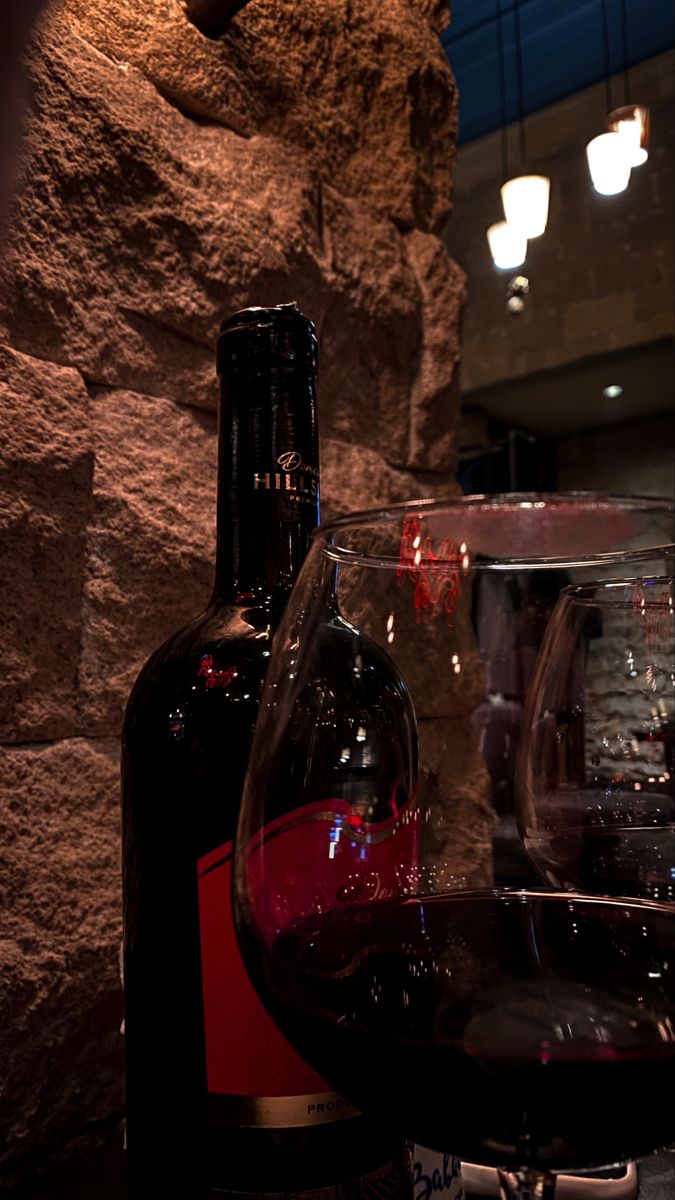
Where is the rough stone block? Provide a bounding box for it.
[317,190,421,467]
[79,387,217,735]
[64,0,457,232]
[404,229,466,472]
[321,437,447,520]
[0,16,461,472]
[0,345,92,742]
[0,738,123,1178]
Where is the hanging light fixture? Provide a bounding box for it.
[501,175,550,238]
[586,0,632,196]
[606,0,650,167]
[606,104,650,167]
[586,132,632,195]
[487,221,527,270]
[486,0,529,270]
[499,0,551,239]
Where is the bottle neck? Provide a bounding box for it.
[213,360,319,606]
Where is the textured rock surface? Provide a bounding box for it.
[419,717,496,887]
[404,231,466,471]
[0,739,123,1178]
[64,0,457,232]
[0,346,92,743]
[321,438,456,521]
[0,18,462,470]
[80,387,217,735]
[0,0,467,1179]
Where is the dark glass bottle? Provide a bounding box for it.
[121,305,408,1199]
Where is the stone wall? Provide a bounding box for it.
[0,0,464,1180]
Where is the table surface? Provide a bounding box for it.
[10,1143,675,1200]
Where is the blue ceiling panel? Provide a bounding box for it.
[442,0,675,143]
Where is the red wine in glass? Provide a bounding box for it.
[262,890,675,1174]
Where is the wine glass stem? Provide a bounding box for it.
[497,1168,557,1200]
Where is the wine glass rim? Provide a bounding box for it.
[315,491,675,571]
[562,574,675,605]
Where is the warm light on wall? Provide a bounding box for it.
[585,132,631,196]
[500,174,550,238]
[486,221,527,270]
[607,104,650,167]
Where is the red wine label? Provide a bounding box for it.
[198,796,419,1128]
[198,840,343,1127]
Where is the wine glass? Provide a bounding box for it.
[234,495,675,1200]
[518,576,675,901]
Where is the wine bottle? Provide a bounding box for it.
[121,304,410,1199]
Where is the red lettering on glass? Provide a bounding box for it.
[397,515,467,625]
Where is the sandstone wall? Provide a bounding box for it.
[0,0,464,1180]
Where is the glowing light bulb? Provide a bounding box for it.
[486,221,527,270]
[586,132,631,196]
[500,175,550,238]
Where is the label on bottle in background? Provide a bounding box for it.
[198,796,419,1128]
[412,1149,463,1200]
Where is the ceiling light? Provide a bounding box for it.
[501,175,551,238]
[586,132,631,196]
[603,384,623,399]
[607,104,650,167]
[487,221,527,270]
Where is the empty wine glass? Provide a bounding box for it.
[518,576,675,901]
[233,496,675,1200]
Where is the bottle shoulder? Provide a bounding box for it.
[122,602,276,732]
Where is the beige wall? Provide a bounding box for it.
[445,52,674,395]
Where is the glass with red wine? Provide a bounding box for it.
[233,495,675,1200]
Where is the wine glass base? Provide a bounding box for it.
[462,1161,638,1200]
[497,1169,556,1200]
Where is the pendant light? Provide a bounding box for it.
[586,132,632,195]
[586,0,631,195]
[501,175,550,239]
[487,221,527,270]
[486,0,529,270]
[605,0,650,166]
[499,0,550,239]
[606,105,650,167]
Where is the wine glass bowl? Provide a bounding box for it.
[518,577,675,901]
[234,496,675,1196]
[264,889,675,1173]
